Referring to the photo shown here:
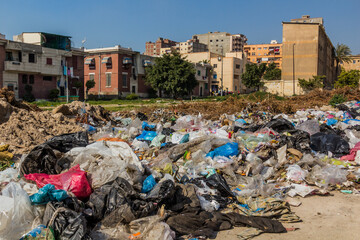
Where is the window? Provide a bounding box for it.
[258,47,261,50]
[354,60,356,64]
[258,53,261,56]
[29,75,34,84]
[251,52,255,56]
[213,64,217,68]
[122,74,128,87]
[236,64,240,69]
[264,47,267,50]
[252,48,255,50]
[106,73,111,87]
[89,74,95,81]
[235,86,237,91]
[22,75,28,84]
[213,74,217,79]
[43,76,52,81]
[205,83,208,90]
[5,52,13,61]
[197,70,201,76]
[29,53,35,63]
[46,58,52,65]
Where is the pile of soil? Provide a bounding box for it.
[117,88,360,121]
[52,101,111,123]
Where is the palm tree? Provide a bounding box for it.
[335,43,352,76]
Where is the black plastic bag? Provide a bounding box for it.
[310,132,350,157]
[20,144,58,175]
[137,112,148,121]
[205,173,234,197]
[43,201,89,240]
[162,128,175,136]
[45,131,89,153]
[263,118,295,133]
[279,129,311,153]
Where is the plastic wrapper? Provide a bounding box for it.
[0,182,35,240]
[141,175,157,193]
[151,134,166,147]
[296,119,320,136]
[136,131,157,141]
[197,195,220,212]
[286,164,307,182]
[263,118,295,133]
[205,173,234,197]
[0,168,18,183]
[309,165,348,188]
[24,165,92,200]
[19,225,55,240]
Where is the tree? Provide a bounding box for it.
[335,43,352,76]
[263,62,282,80]
[48,89,60,101]
[73,81,83,97]
[85,80,95,100]
[145,52,197,98]
[298,75,325,91]
[241,63,266,90]
[335,69,360,89]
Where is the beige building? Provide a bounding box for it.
[182,51,246,93]
[192,32,247,55]
[244,40,282,68]
[340,55,360,71]
[282,16,336,87]
[175,38,207,54]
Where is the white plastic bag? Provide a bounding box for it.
[0,182,35,240]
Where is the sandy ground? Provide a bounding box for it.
[216,191,360,240]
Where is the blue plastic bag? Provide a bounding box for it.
[141,175,156,193]
[236,119,247,124]
[326,118,338,126]
[179,133,190,144]
[30,184,68,205]
[136,131,157,141]
[206,142,239,158]
[142,122,156,130]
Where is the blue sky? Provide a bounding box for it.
[1,0,359,54]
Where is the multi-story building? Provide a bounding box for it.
[182,51,246,93]
[340,55,360,71]
[175,37,207,54]
[0,32,85,100]
[282,16,336,87]
[84,45,155,98]
[192,32,247,55]
[144,37,177,57]
[244,40,282,68]
[192,62,212,97]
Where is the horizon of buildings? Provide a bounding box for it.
[0,15,358,99]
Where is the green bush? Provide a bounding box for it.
[329,94,347,106]
[335,70,360,89]
[23,85,35,102]
[126,93,139,100]
[298,75,325,91]
[48,89,60,101]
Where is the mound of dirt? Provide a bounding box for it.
[52,101,111,123]
[0,108,83,154]
[0,87,40,111]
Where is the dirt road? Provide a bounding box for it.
[216,191,360,240]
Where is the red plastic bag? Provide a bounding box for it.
[24,165,92,199]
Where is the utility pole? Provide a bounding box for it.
[220,46,224,96]
[66,61,69,103]
[292,43,295,95]
[98,55,101,98]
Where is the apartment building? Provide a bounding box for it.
[340,55,360,71]
[282,16,336,87]
[175,37,207,54]
[84,45,155,98]
[244,40,282,68]
[0,32,85,100]
[192,32,247,55]
[144,37,177,57]
[192,62,212,96]
[182,51,246,93]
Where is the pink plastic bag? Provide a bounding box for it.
[341,142,360,161]
[24,165,92,199]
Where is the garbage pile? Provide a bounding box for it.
[2,100,360,239]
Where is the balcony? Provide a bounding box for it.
[4,61,62,75]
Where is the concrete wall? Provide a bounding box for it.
[262,79,304,96]
[0,44,4,88]
[341,55,360,71]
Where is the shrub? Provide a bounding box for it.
[335,70,360,89]
[298,75,325,91]
[126,93,139,100]
[329,94,347,106]
[23,85,35,102]
[48,89,60,101]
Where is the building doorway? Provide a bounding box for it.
[132,86,136,93]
